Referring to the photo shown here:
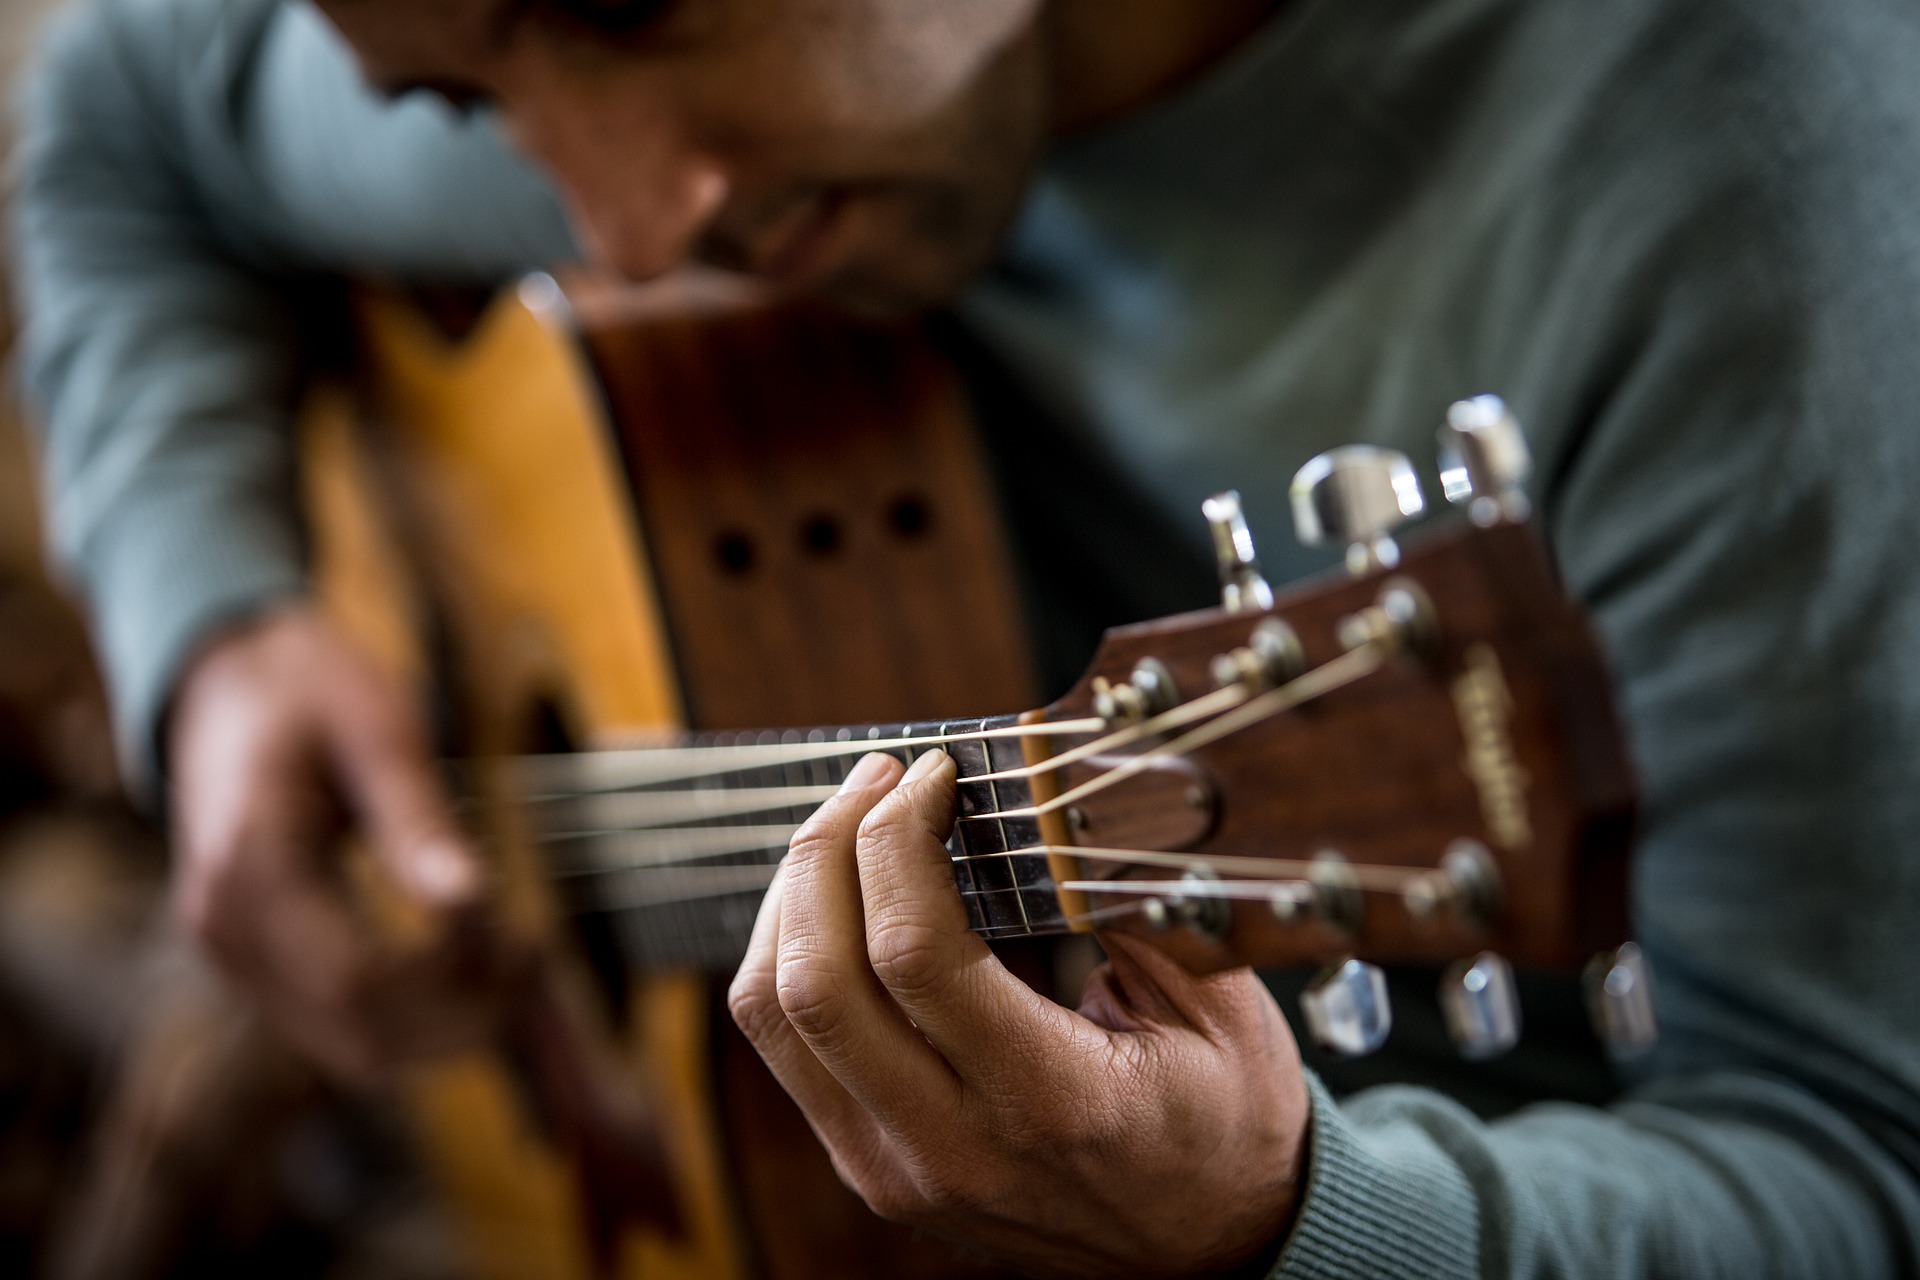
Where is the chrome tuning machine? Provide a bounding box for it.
[1210,616,1305,691]
[1300,957,1392,1057]
[1092,658,1178,727]
[1401,839,1504,929]
[1440,951,1522,1060]
[1202,490,1275,613]
[1290,445,1426,575]
[1439,395,1533,526]
[1585,942,1659,1056]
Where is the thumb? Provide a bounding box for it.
[323,682,480,909]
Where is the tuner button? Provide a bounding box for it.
[1585,943,1659,1056]
[1440,952,1521,1060]
[1289,446,1426,575]
[1202,491,1275,613]
[1439,395,1534,525]
[1300,958,1392,1057]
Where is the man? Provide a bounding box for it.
[13,0,1920,1275]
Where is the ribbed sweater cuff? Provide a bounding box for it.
[1270,1074,1480,1279]
[81,485,306,799]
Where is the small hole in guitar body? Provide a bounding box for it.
[886,493,933,540]
[798,513,843,557]
[713,530,757,576]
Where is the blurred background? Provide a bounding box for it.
[0,4,458,1276]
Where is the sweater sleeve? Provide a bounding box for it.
[9,0,574,793]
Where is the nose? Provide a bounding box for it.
[562,156,731,281]
[550,145,730,281]
[499,76,733,282]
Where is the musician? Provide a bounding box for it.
[13,0,1920,1275]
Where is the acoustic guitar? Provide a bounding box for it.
[301,274,1642,1280]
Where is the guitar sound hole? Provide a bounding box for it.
[887,493,932,540]
[799,513,843,557]
[714,530,757,576]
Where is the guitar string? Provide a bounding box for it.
[546,643,1392,904]
[564,857,1430,915]
[507,642,1383,848]
[541,652,1397,921]
[500,687,1244,836]
[949,844,1428,893]
[960,642,1385,823]
[502,716,1110,797]
[506,671,1259,802]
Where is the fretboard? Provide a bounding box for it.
[515,715,1067,974]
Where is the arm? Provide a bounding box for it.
[10,0,572,1076]
[11,0,575,787]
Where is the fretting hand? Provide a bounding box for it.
[728,749,1311,1279]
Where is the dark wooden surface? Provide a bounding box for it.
[584,305,1036,1280]
[1043,519,1636,974]
[588,308,1038,730]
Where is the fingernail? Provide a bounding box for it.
[840,752,896,792]
[903,748,949,783]
[411,838,477,903]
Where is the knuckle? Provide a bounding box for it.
[866,919,950,1002]
[902,1155,992,1219]
[783,820,837,864]
[725,971,781,1043]
[775,962,849,1044]
[860,1172,931,1226]
[855,804,919,854]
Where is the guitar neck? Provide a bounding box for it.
[505,714,1064,974]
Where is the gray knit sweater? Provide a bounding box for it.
[13,0,1920,1274]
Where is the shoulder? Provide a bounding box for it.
[17,0,288,189]
[24,0,284,116]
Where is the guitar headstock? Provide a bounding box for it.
[995,398,1648,1058]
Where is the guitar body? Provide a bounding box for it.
[303,279,1036,1279]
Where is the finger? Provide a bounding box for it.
[728,860,901,1187]
[321,672,479,909]
[775,752,961,1123]
[179,819,387,1081]
[854,750,1083,1077]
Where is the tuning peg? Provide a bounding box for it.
[1584,942,1658,1056]
[1300,957,1392,1056]
[1202,491,1275,613]
[1439,395,1533,525]
[1289,446,1426,575]
[1440,952,1521,1060]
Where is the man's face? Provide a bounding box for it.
[319,0,1053,314]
